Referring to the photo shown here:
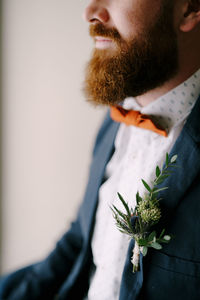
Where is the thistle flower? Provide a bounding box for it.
[140,206,161,223]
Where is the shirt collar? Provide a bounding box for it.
[123,68,200,132]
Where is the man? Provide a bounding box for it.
[1,0,200,299]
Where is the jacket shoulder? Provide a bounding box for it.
[92,110,115,156]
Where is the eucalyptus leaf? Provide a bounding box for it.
[148,231,156,242]
[151,242,162,250]
[165,153,169,166]
[170,154,178,163]
[156,166,161,177]
[143,246,148,256]
[141,179,152,193]
[163,235,171,241]
[152,187,168,194]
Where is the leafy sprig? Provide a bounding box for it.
[111,153,177,271]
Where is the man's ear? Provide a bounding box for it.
[180,0,200,32]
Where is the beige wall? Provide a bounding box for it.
[1,0,105,273]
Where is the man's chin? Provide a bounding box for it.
[92,46,120,60]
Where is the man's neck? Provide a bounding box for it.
[136,65,200,107]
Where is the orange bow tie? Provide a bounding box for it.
[110,106,167,137]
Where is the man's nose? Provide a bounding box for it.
[83,1,109,24]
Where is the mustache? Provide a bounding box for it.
[89,23,121,42]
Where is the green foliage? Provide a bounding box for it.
[111,152,177,257]
[156,166,161,177]
[141,179,152,193]
[117,193,132,218]
[171,154,178,163]
[142,246,148,256]
[136,191,142,205]
[151,242,162,250]
[165,152,169,166]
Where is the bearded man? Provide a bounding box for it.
[1,0,200,299]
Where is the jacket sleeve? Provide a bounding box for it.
[0,216,84,300]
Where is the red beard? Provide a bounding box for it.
[83,2,178,106]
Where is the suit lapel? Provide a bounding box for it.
[158,96,200,212]
[79,112,119,241]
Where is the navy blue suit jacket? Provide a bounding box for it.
[1,96,200,300]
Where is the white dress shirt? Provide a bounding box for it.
[87,69,200,300]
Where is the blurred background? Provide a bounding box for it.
[0,0,105,273]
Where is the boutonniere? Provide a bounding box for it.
[111,153,177,272]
